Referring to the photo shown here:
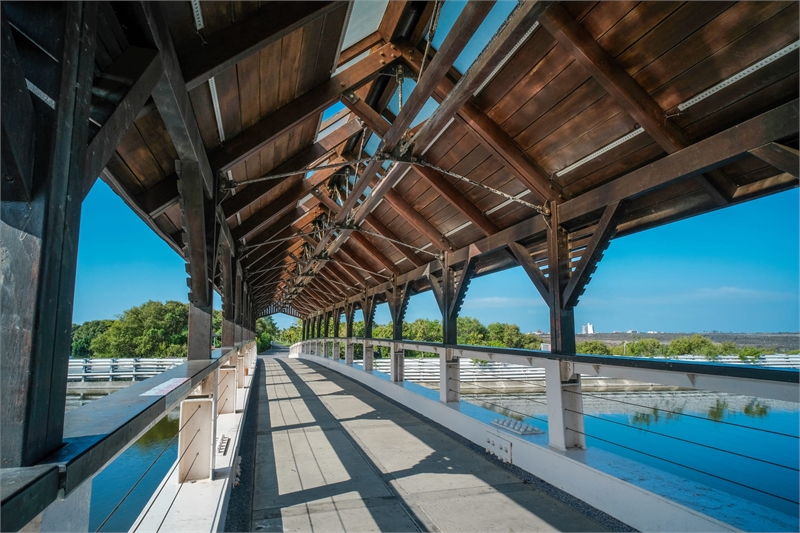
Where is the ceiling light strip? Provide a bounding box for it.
[485,190,531,215]
[678,41,799,112]
[190,0,204,31]
[420,117,455,155]
[473,22,539,97]
[444,221,472,237]
[208,77,226,143]
[555,127,645,178]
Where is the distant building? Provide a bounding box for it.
[581,323,595,334]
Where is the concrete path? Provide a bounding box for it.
[252,356,608,532]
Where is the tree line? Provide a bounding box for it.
[575,334,794,361]
[71,300,280,358]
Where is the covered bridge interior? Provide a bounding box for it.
[1,1,798,525]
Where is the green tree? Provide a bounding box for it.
[576,340,612,355]
[278,320,303,345]
[90,300,189,358]
[667,334,717,357]
[71,320,115,357]
[457,316,488,345]
[627,338,666,357]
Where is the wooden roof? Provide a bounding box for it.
[92,1,798,319]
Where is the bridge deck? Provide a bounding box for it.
[244,354,611,532]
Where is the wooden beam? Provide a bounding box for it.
[141,2,215,196]
[1,11,36,202]
[224,117,362,216]
[508,242,550,304]
[547,204,575,354]
[337,1,494,219]
[208,42,397,172]
[384,187,454,252]
[749,143,799,177]
[413,1,550,147]
[560,100,799,223]
[181,1,341,91]
[177,160,210,305]
[363,215,425,267]
[540,3,728,205]
[401,49,561,202]
[562,201,624,309]
[412,164,499,235]
[85,46,162,194]
[338,31,382,67]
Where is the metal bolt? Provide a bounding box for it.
[3,174,13,182]
[380,60,386,65]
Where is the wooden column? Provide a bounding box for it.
[234,263,243,343]
[220,247,235,349]
[547,205,575,355]
[345,304,355,365]
[388,284,411,382]
[1,2,97,467]
[332,308,341,359]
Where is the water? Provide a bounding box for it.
[463,390,800,525]
[66,392,178,533]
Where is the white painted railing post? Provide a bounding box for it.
[543,359,586,450]
[440,348,459,403]
[218,366,236,415]
[333,340,340,360]
[178,396,213,482]
[363,340,374,371]
[237,349,245,389]
[391,343,404,382]
[345,339,354,365]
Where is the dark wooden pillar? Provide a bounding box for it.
[387,283,411,341]
[1,2,97,467]
[221,247,235,348]
[362,296,376,339]
[547,205,575,355]
[345,304,355,338]
[332,309,341,338]
[234,263,243,343]
[323,311,330,338]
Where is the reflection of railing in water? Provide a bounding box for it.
[68,358,185,382]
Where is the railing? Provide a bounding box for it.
[292,337,800,531]
[2,341,257,532]
[67,357,185,382]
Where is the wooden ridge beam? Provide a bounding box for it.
[208,42,397,173]
[181,2,341,91]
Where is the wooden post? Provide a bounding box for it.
[388,283,411,383]
[345,304,355,365]
[221,247,235,348]
[1,2,97,467]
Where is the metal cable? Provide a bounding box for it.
[565,407,799,472]
[133,427,203,532]
[564,425,799,505]
[354,227,440,257]
[418,1,442,81]
[155,451,201,532]
[328,258,391,279]
[417,160,549,215]
[231,156,375,187]
[94,405,203,532]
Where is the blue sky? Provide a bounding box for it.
[74,180,799,333]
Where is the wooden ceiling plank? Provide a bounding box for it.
[209,42,397,172]
[181,1,341,91]
[85,47,163,194]
[560,100,799,222]
[540,2,731,205]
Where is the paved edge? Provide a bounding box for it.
[223,354,265,531]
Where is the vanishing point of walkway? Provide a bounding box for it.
[247,353,611,532]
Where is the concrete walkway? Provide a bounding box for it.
[252,356,609,532]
